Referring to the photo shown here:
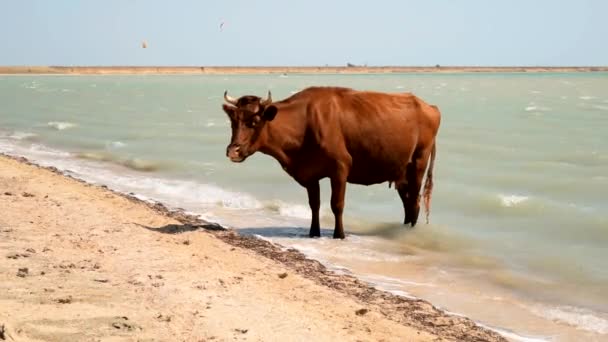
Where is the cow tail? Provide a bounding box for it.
[422,142,436,224]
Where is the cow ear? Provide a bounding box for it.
[222,104,236,118]
[263,105,278,121]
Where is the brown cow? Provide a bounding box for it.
[222,86,440,239]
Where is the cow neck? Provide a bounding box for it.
[257,103,304,170]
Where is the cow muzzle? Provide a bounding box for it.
[226,144,246,162]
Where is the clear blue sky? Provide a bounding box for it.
[1,0,607,66]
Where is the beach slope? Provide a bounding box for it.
[0,154,505,342]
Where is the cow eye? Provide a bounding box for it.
[246,116,261,128]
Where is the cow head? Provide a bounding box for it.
[222,90,278,162]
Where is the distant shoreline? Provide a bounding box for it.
[1,65,607,75]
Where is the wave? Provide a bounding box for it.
[1,139,302,220]
[47,121,77,130]
[446,190,543,218]
[74,151,164,172]
[1,141,265,216]
[106,141,126,149]
[499,194,529,207]
[476,324,549,342]
[579,96,596,100]
[8,131,37,140]
[524,105,551,112]
[528,305,608,335]
[22,81,40,89]
[592,105,608,111]
[455,190,604,227]
[263,200,311,220]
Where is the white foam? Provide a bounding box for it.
[105,175,262,211]
[219,193,262,210]
[579,96,595,100]
[277,203,310,219]
[364,274,435,287]
[0,140,261,215]
[22,81,40,89]
[445,312,549,342]
[263,199,325,220]
[476,323,550,342]
[28,144,71,157]
[529,305,608,335]
[525,105,551,112]
[592,105,608,111]
[395,85,405,89]
[8,131,37,140]
[499,194,529,207]
[252,234,276,244]
[385,289,418,300]
[47,121,77,130]
[106,141,126,149]
[205,121,215,127]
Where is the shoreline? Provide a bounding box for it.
[1,65,607,75]
[0,152,506,341]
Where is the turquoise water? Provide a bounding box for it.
[1,73,607,341]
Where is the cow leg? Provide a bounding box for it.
[306,181,321,238]
[330,175,347,239]
[397,182,411,225]
[406,147,433,227]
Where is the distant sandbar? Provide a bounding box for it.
[1,65,607,75]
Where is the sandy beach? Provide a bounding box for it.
[0,65,607,75]
[0,153,506,341]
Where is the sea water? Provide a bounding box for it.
[1,73,607,341]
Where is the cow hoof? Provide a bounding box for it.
[309,228,321,238]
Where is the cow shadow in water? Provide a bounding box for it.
[237,227,335,239]
[135,222,334,239]
[237,223,411,239]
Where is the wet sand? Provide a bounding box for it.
[0,153,505,341]
[0,65,606,75]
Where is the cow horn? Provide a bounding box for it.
[260,90,272,106]
[224,90,238,105]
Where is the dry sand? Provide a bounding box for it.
[0,154,506,342]
[1,65,607,75]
